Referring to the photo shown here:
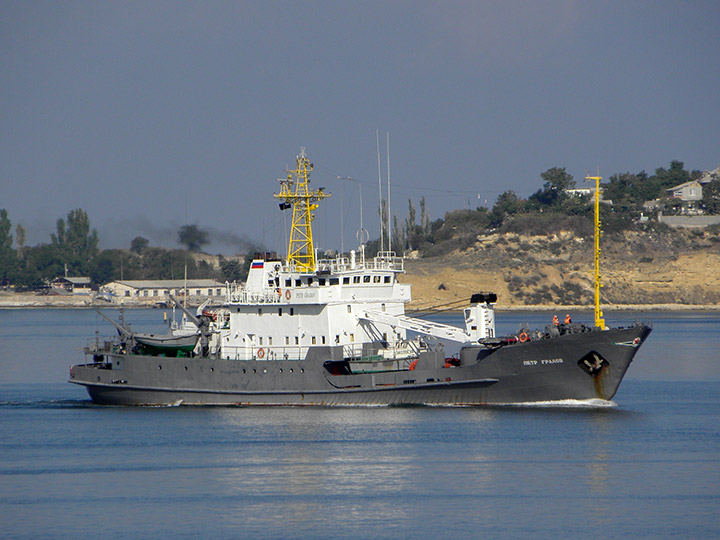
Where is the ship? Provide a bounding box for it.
[69,149,651,406]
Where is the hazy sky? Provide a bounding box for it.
[2,1,719,255]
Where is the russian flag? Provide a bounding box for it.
[251,261,264,269]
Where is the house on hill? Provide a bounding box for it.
[666,180,703,202]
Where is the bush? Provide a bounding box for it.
[499,213,593,238]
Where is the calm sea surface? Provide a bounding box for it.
[1,308,718,539]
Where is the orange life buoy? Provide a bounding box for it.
[285,289,292,300]
[257,348,265,359]
[518,332,529,343]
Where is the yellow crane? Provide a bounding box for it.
[274,149,330,272]
[586,173,606,330]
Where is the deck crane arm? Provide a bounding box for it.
[359,310,473,343]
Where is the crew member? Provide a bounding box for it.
[552,315,559,326]
[565,313,572,324]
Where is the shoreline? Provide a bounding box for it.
[0,293,717,311]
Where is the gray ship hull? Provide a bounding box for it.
[70,325,651,406]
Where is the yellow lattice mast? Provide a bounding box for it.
[274,148,330,272]
[586,173,606,330]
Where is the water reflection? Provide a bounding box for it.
[205,406,501,532]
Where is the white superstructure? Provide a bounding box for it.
[215,149,496,364]
[220,251,410,361]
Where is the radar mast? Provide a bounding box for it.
[586,173,605,330]
[274,148,330,272]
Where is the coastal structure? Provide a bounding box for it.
[50,276,92,295]
[100,279,226,305]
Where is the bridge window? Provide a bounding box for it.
[353,276,360,283]
[330,278,339,285]
[373,276,381,283]
[384,276,391,283]
[319,278,326,286]
[363,275,370,283]
[295,279,301,286]
[286,279,292,287]
[343,277,350,284]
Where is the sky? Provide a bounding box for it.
[2,1,719,255]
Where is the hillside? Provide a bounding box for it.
[402,227,720,310]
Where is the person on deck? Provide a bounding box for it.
[552,315,559,326]
[565,314,572,324]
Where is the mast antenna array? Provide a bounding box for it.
[274,148,330,272]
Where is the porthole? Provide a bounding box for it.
[210,367,214,372]
[290,368,294,373]
[253,368,257,373]
[279,368,283,373]
[263,368,267,374]
[158,365,162,370]
[242,368,246,374]
[184,366,188,371]
[300,368,304,373]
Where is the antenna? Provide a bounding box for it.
[376,130,384,252]
[386,131,391,253]
[338,176,368,259]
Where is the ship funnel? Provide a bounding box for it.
[464,293,496,340]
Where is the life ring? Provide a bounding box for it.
[257,348,265,359]
[285,289,292,300]
[518,332,529,343]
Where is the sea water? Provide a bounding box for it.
[0,308,718,539]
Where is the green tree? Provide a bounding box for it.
[130,236,149,254]
[494,191,522,215]
[392,215,404,255]
[219,256,244,282]
[90,249,123,285]
[652,160,690,194]
[419,196,430,235]
[528,168,575,209]
[51,209,99,274]
[0,210,16,285]
[702,179,720,214]
[603,171,652,212]
[178,224,209,252]
[19,244,64,289]
[15,224,26,260]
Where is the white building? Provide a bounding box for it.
[100,279,226,304]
